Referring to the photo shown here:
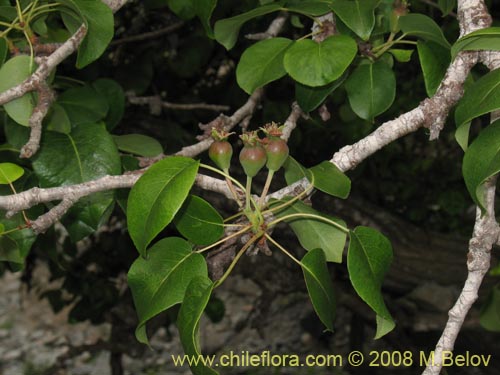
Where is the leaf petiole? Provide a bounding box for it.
[267,213,349,233]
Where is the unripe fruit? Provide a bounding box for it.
[265,138,289,172]
[239,131,266,177]
[209,140,232,171]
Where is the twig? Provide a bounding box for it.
[281,102,304,142]
[110,21,184,46]
[20,83,55,159]
[245,13,288,40]
[127,93,230,112]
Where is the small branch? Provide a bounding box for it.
[31,197,78,234]
[20,83,55,159]
[111,22,185,46]
[127,93,230,113]
[245,13,288,40]
[281,102,304,142]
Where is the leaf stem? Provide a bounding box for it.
[262,181,314,216]
[265,233,301,266]
[213,232,261,288]
[259,169,275,208]
[267,213,349,233]
[245,176,252,212]
[196,225,252,254]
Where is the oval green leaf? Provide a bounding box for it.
[92,78,125,130]
[308,161,351,199]
[347,226,395,338]
[236,37,293,94]
[437,0,456,16]
[57,85,109,127]
[177,276,218,375]
[283,156,312,185]
[46,103,71,134]
[59,0,114,68]
[284,35,357,87]
[345,60,396,121]
[417,40,450,97]
[127,156,199,256]
[399,13,450,48]
[330,0,378,41]
[301,248,336,332]
[455,69,500,131]
[173,195,224,245]
[272,199,347,263]
[462,120,500,212]
[0,162,24,184]
[0,55,37,126]
[0,38,7,68]
[451,27,500,59]
[214,3,282,50]
[284,1,331,16]
[127,237,208,344]
[113,134,163,157]
[0,235,22,263]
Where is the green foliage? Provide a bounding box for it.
[345,60,396,121]
[57,85,109,128]
[399,14,451,48]
[127,237,208,344]
[301,248,336,331]
[127,156,199,256]
[236,37,293,94]
[0,55,36,126]
[455,69,500,150]
[295,73,346,113]
[283,35,357,86]
[0,162,24,184]
[58,0,115,68]
[173,195,224,245]
[92,79,125,130]
[0,38,6,68]
[437,0,456,16]
[347,226,395,338]
[451,27,500,58]
[330,0,378,41]
[272,199,347,263]
[177,276,217,375]
[113,134,163,157]
[480,284,500,332]
[417,41,450,97]
[462,120,500,211]
[309,161,351,199]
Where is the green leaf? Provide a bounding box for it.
[345,60,396,121]
[113,134,163,157]
[194,0,217,38]
[127,157,199,256]
[295,72,346,112]
[173,195,224,246]
[166,0,196,19]
[0,163,24,184]
[388,48,413,63]
[462,120,500,211]
[451,27,500,59]
[283,156,312,185]
[399,14,450,48]
[301,248,336,331]
[58,0,114,68]
[455,69,500,132]
[46,103,72,134]
[92,79,125,130]
[308,161,351,199]
[480,284,500,332]
[455,122,471,151]
[0,38,7,68]
[0,55,37,126]
[177,276,217,375]
[417,41,450,97]
[347,226,394,338]
[272,199,347,263]
[57,85,109,127]
[0,235,22,263]
[284,35,357,86]
[214,3,282,50]
[127,237,208,344]
[236,37,293,94]
[284,1,331,16]
[437,0,456,16]
[330,0,378,41]
[32,123,120,241]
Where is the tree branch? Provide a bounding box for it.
[110,21,184,46]
[127,93,230,113]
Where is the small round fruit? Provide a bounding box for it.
[265,138,289,171]
[239,145,267,177]
[209,140,233,171]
